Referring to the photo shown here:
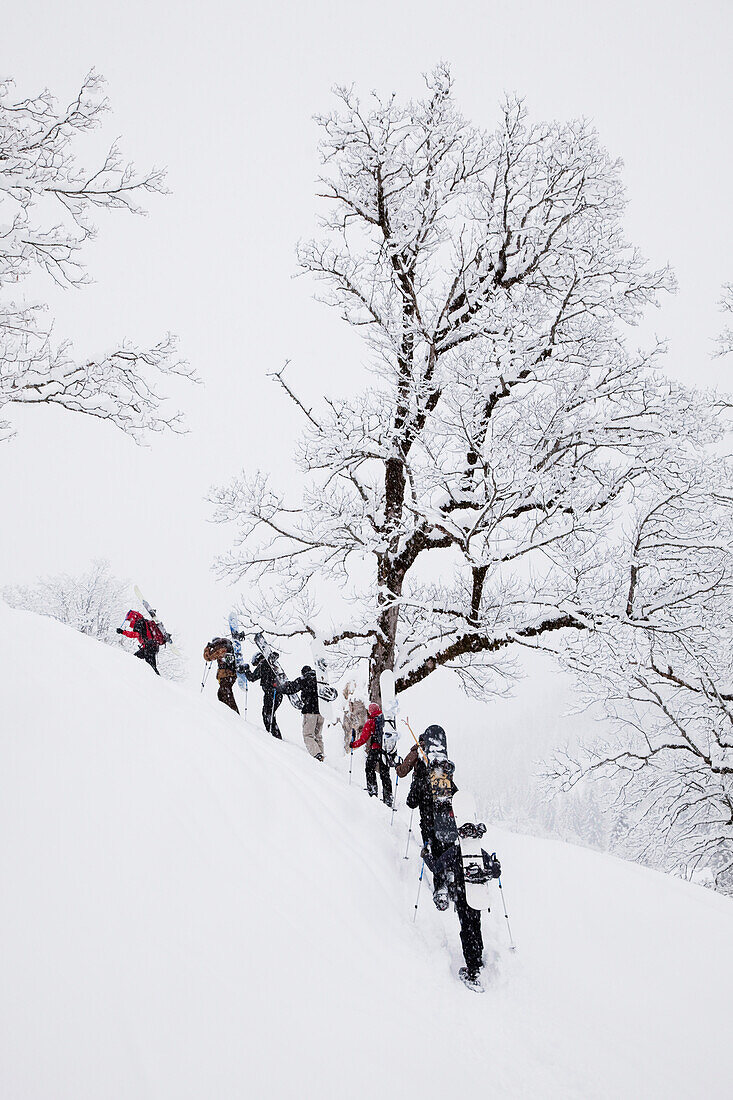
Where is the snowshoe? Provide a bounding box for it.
[433,886,449,911]
[463,860,491,885]
[458,966,484,994]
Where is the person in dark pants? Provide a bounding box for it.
[350,703,393,806]
[282,665,324,760]
[203,637,240,714]
[243,652,283,739]
[432,845,486,981]
[118,610,169,675]
[396,727,499,986]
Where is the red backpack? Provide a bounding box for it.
[146,620,166,646]
[125,610,166,646]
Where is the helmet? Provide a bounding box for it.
[368,703,382,718]
[252,652,263,664]
[301,665,313,675]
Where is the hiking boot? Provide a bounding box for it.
[433,886,449,911]
[458,966,484,993]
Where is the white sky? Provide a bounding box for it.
[1,0,731,751]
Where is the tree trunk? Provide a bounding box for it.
[368,559,404,703]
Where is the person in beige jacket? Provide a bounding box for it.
[341,682,368,754]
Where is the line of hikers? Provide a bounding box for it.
[121,609,500,989]
[202,633,326,760]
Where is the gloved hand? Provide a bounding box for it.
[116,627,124,634]
[349,740,356,749]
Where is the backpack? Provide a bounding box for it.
[375,713,398,755]
[145,619,167,646]
[428,758,455,803]
[204,638,232,664]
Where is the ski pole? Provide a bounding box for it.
[413,859,425,922]
[404,807,415,859]
[200,661,212,692]
[390,771,399,826]
[403,717,429,764]
[349,728,355,786]
[498,875,517,951]
[243,677,248,721]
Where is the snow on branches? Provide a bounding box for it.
[0,71,194,442]
[551,463,733,890]
[717,284,733,359]
[211,68,729,705]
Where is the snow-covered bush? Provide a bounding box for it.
[3,559,130,644]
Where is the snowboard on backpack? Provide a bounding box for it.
[453,788,498,912]
[310,635,337,718]
[133,586,180,655]
[228,612,248,691]
[253,632,303,710]
[428,758,458,846]
[378,669,399,760]
[418,725,456,844]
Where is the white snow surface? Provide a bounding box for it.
[2,601,732,1100]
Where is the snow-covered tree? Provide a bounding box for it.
[2,560,186,681]
[2,558,129,643]
[0,71,194,443]
[211,68,726,701]
[552,461,733,890]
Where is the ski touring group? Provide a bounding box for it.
[118,592,511,993]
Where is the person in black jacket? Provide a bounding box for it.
[243,652,283,739]
[282,665,324,761]
[396,726,500,987]
[396,728,449,849]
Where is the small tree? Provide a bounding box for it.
[212,68,725,703]
[0,71,195,443]
[3,559,129,642]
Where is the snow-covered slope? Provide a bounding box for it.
[1,602,732,1100]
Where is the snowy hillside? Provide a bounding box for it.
[1,602,732,1100]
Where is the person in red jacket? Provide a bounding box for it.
[351,703,393,807]
[117,609,169,675]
